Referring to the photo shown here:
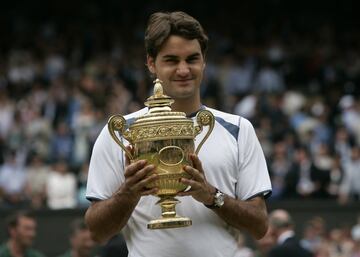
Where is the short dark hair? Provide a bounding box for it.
[145,11,208,59]
[5,210,35,236]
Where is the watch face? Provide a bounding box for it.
[214,191,225,207]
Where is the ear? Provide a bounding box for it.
[146,55,156,74]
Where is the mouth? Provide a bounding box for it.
[172,78,194,82]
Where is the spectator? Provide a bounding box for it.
[253,228,275,257]
[25,153,50,209]
[310,143,333,198]
[0,151,27,208]
[46,160,77,209]
[268,209,313,257]
[268,141,293,199]
[283,146,314,198]
[339,146,360,204]
[326,228,354,257]
[0,210,45,257]
[49,122,73,164]
[56,218,96,257]
[301,216,327,254]
[352,215,360,257]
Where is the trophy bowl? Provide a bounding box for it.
[108,79,214,229]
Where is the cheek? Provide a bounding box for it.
[157,68,174,81]
[192,65,205,76]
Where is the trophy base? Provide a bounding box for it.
[147,216,192,229]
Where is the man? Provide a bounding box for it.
[0,211,45,257]
[85,11,272,257]
[56,219,96,257]
[268,209,313,257]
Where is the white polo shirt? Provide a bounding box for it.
[86,106,272,257]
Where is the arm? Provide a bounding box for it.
[213,195,268,239]
[178,154,268,239]
[85,159,157,243]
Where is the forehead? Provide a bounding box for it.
[18,216,36,226]
[157,35,202,58]
[73,228,91,238]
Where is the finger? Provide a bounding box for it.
[125,160,147,177]
[125,145,134,166]
[177,191,193,197]
[177,186,201,196]
[183,166,204,182]
[190,154,204,174]
[180,177,202,189]
[141,188,158,196]
[134,173,158,190]
[126,164,155,185]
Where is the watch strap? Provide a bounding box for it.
[204,188,224,209]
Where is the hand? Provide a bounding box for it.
[177,154,215,205]
[117,146,158,202]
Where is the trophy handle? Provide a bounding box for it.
[194,110,215,155]
[108,115,134,160]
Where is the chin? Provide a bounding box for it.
[173,92,196,100]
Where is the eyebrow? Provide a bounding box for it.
[162,53,201,60]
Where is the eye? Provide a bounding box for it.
[187,56,200,63]
[164,59,178,64]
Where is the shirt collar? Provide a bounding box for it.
[278,230,295,245]
[186,105,206,118]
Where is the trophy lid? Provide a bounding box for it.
[128,79,194,142]
[135,79,188,121]
[144,79,175,114]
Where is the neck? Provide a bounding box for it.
[8,240,26,257]
[171,98,202,116]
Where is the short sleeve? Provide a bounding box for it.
[236,118,272,200]
[86,125,125,201]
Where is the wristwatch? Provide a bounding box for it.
[205,188,225,209]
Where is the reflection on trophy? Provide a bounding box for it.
[108,79,215,229]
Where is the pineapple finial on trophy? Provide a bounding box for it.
[145,79,174,113]
[153,79,164,98]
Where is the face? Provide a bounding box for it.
[71,229,95,257]
[267,223,278,239]
[10,216,37,248]
[147,35,205,102]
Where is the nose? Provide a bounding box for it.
[176,61,190,77]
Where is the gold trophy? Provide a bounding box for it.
[108,79,215,229]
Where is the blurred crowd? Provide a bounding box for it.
[0,2,360,210]
[235,213,360,257]
[2,209,360,257]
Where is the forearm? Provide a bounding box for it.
[85,190,139,243]
[85,159,158,243]
[214,195,268,239]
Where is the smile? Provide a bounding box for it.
[172,78,194,82]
